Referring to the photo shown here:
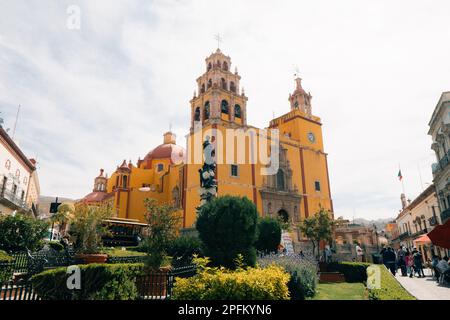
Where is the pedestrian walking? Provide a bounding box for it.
[355,243,364,262]
[412,248,425,278]
[397,246,407,276]
[406,251,414,278]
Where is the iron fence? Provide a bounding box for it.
[0,281,39,300]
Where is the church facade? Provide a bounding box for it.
[80,49,334,246]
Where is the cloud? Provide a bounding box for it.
[0,0,449,219]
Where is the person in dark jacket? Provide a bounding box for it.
[412,248,425,278]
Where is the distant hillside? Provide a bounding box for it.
[352,217,395,230]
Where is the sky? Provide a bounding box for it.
[0,0,449,220]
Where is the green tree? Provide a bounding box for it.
[255,217,282,254]
[69,204,112,254]
[0,214,49,252]
[196,195,258,269]
[50,203,73,237]
[143,198,182,270]
[298,208,334,259]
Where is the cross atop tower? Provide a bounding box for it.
[214,33,223,49]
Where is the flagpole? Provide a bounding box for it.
[399,163,406,195]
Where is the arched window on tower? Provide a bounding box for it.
[201,84,205,93]
[221,100,229,114]
[223,61,228,71]
[204,101,210,119]
[221,78,227,90]
[276,169,285,191]
[234,105,241,118]
[207,79,212,89]
[230,81,236,93]
[194,107,201,121]
[207,62,212,71]
[122,175,128,189]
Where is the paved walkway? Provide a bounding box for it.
[395,269,450,300]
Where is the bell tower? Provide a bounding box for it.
[289,77,313,117]
[190,48,248,131]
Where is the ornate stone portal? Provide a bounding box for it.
[259,146,302,228]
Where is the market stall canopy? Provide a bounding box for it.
[427,219,450,249]
[413,234,431,244]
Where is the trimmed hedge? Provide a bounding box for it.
[47,241,65,252]
[327,262,370,283]
[31,263,144,300]
[368,266,415,300]
[172,257,290,300]
[328,261,415,300]
[0,250,13,283]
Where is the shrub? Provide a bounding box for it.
[327,262,370,283]
[255,217,282,254]
[258,254,318,300]
[166,236,202,267]
[47,241,64,252]
[0,214,49,252]
[368,266,415,300]
[0,250,13,283]
[172,256,290,300]
[196,196,258,269]
[31,263,144,300]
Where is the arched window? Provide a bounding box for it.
[223,61,228,71]
[221,100,229,114]
[234,104,241,118]
[5,160,11,170]
[221,78,227,90]
[207,63,212,71]
[201,84,205,93]
[207,79,212,89]
[276,169,285,190]
[194,107,201,121]
[122,175,128,188]
[230,81,236,93]
[204,101,210,119]
[278,209,289,223]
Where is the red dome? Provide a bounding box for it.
[142,143,185,166]
[80,191,113,203]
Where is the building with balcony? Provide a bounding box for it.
[391,185,446,260]
[0,126,38,216]
[429,91,450,224]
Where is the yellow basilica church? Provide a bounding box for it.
[80,48,333,246]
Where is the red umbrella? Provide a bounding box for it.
[428,220,450,249]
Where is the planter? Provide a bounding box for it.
[137,266,172,299]
[74,253,108,264]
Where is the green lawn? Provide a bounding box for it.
[102,247,146,257]
[311,282,368,300]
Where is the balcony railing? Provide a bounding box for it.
[0,187,30,212]
[441,208,450,223]
[398,231,410,240]
[432,149,450,175]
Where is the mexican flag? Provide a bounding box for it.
[398,170,403,181]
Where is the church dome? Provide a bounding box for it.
[142,132,185,167]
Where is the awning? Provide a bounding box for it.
[428,219,450,249]
[413,234,431,244]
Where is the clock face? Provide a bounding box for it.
[307,132,315,143]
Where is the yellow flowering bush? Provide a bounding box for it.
[172,256,290,300]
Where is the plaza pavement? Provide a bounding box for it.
[395,268,450,300]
